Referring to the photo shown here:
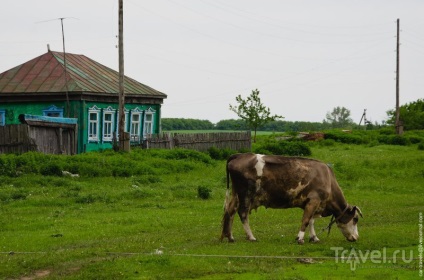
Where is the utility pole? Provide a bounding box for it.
[118,0,127,150]
[395,18,403,135]
[359,109,367,130]
[60,18,71,118]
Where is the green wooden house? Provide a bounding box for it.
[0,50,167,153]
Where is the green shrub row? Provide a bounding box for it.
[323,129,424,146]
[1,129,422,178]
[0,148,216,178]
[206,147,242,160]
[253,138,312,156]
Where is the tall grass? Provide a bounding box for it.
[0,142,422,279]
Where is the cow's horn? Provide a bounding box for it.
[354,206,363,218]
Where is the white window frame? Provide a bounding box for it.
[130,108,142,142]
[88,106,100,141]
[43,105,63,117]
[143,107,156,138]
[0,109,5,126]
[102,106,115,142]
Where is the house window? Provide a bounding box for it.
[88,106,100,141]
[144,113,154,136]
[103,107,115,142]
[130,113,141,141]
[43,105,63,117]
[0,110,5,126]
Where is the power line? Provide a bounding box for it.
[36,17,78,118]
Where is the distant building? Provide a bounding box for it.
[0,50,167,153]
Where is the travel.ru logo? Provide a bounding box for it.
[330,247,414,271]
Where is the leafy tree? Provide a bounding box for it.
[324,106,353,128]
[215,119,248,130]
[162,118,214,130]
[386,99,424,130]
[229,89,283,142]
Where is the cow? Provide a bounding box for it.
[221,153,362,244]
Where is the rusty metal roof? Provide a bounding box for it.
[0,51,166,98]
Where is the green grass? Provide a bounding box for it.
[0,144,422,279]
[164,130,276,136]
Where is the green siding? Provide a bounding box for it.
[0,102,66,124]
[0,101,162,154]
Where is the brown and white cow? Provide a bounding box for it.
[221,153,362,244]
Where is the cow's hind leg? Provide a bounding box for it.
[238,197,256,241]
[296,198,320,245]
[221,194,238,242]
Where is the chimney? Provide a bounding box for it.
[47,44,50,51]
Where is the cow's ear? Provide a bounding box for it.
[353,206,363,218]
[342,206,356,222]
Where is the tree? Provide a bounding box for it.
[229,89,283,142]
[324,106,353,128]
[215,119,248,130]
[386,99,424,130]
[161,118,214,130]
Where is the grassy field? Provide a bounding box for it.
[0,142,422,279]
[163,130,276,136]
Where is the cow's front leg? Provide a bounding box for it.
[296,198,320,244]
[308,218,320,243]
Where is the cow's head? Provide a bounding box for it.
[336,206,363,242]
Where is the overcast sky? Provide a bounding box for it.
[1,1,423,124]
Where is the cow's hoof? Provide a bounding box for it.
[221,234,235,243]
[295,237,305,245]
[246,237,257,242]
[309,236,320,243]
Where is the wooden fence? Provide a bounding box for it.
[0,123,77,155]
[143,131,251,152]
[1,126,250,154]
[0,125,36,154]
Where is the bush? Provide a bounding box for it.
[207,147,237,160]
[40,163,63,176]
[377,135,410,146]
[64,163,80,175]
[319,139,336,147]
[0,148,216,178]
[112,166,133,177]
[254,139,311,156]
[148,148,213,164]
[379,127,395,135]
[15,153,40,174]
[197,186,211,200]
[407,136,422,144]
[0,156,16,177]
[324,131,364,144]
[77,163,110,177]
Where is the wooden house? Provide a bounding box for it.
[0,50,167,153]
